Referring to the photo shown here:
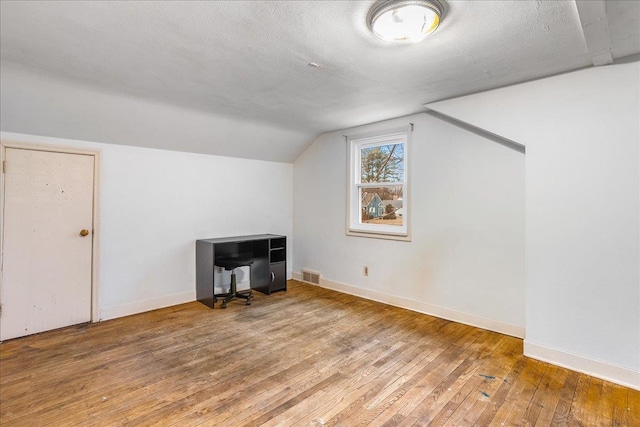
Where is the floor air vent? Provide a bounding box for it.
[302,269,321,285]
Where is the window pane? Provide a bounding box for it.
[360,186,403,226]
[360,143,404,183]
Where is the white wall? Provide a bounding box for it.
[1,131,293,320]
[428,60,640,389]
[293,113,526,337]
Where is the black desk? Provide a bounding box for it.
[196,234,287,308]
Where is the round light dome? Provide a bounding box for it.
[368,0,444,43]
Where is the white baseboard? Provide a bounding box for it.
[292,271,525,339]
[524,341,640,391]
[99,290,196,321]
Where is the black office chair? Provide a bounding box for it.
[215,256,254,309]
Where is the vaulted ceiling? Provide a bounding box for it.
[1,1,638,162]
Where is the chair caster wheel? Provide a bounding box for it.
[221,303,227,309]
[246,301,251,306]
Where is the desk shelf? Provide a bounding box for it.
[196,234,287,308]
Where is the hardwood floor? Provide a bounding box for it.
[1,280,638,426]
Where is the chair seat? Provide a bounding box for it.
[214,254,254,308]
[216,256,254,271]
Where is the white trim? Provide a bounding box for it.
[99,290,196,321]
[0,139,102,325]
[344,230,412,241]
[524,341,640,390]
[292,271,524,338]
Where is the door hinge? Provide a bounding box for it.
[2,160,6,173]
[0,303,3,317]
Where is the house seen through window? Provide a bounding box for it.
[347,129,409,239]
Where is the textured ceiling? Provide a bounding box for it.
[1,1,639,161]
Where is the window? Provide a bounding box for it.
[347,127,410,239]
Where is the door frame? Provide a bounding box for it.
[0,139,101,324]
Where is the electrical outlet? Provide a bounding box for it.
[364,266,369,276]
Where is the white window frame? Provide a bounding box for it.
[346,126,411,241]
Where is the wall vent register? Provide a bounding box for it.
[302,269,321,285]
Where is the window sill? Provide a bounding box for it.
[346,229,411,242]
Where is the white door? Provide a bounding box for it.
[1,148,94,340]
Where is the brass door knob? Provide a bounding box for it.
[80,229,90,237]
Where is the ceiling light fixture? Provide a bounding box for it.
[367,0,444,44]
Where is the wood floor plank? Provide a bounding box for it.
[328,343,474,426]
[288,343,442,427]
[609,382,629,427]
[549,369,580,427]
[251,340,415,426]
[431,336,521,427]
[528,364,569,426]
[368,350,477,426]
[627,387,640,427]
[473,356,527,426]
[598,380,615,426]
[567,374,595,426]
[1,280,636,427]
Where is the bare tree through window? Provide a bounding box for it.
[360,144,404,226]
